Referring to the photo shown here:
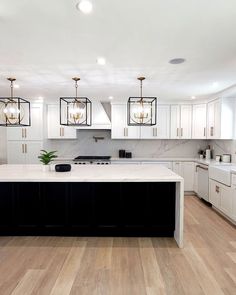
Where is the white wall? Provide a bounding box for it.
[0,128,7,164]
[45,130,207,159]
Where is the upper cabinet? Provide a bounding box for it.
[7,104,43,141]
[170,105,192,139]
[111,104,140,139]
[47,104,77,139]
[140,105,170,139]
[111,103,170,139]
[192,104,207,139]
[207,98,235,139]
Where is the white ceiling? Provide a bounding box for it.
[1,0,236,102]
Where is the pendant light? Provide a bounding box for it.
[0,78,31,127]
[127,77,157,126]
[60,77,92,126]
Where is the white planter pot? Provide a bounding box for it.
[42,165,50,172]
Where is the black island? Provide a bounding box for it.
[0,164,184,247]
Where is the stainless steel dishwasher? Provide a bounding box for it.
[196,164,209,202]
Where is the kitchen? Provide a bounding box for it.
[0,0,236,294]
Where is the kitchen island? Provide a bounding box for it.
[0,164,184,247]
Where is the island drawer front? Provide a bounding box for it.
[0,182,176,237]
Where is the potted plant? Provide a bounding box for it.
[38,150,58,171]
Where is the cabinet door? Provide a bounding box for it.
[111,104,140,139]
[170,105,180,139]
[193,164,198,194]
[41,183,67,228]
[232,188,236,222]
[192,104,207,139]
[7,141,26,164]
[209,180,220,208]
[0,183,14,228]
[220,185,232,217]
[172,162,183,176]
[7,104,43,141]
[140,105,170,139]
[180,105,192,139]
[25,142,43,164]
[111,104,126,139]
[157,105,170,139]
[182,162,194,191]
[213,99,221,139]
[47,104,77,139]
[15,183,41,229]
[207,100,221,139]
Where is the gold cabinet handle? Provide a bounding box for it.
[22,129,24,138]
[25,128,27,138]
[204,127,206,137]
[177,128,179,137]
[216,185,220,193]
[124,128,126,137]
[181,128,183,137]
[62,127,64,137]
[22,144,24,153]
[60,127,62,137]
[25,144,27,153]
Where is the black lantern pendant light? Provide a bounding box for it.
[0,78,31,127]
[127,77,157,126]
[60,77,92,126]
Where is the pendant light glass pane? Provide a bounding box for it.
[127,97,157,126]
[0,97,31,127]
[60,97,92,126]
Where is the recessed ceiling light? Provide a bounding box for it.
[96,57,106,65]
[14,84,20,88]
[108,96,114,100]
[212,82,218,87]
[191,96,196,100]
[169,58,186,64]
[76,0,93,14]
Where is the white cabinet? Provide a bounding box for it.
[209,179,220,208]
[7,141,43,164]
[141,161,172,169]
[207,98,235,139]
[140,105,170,139]
[192,104,207,139]
[111,104,140,139]
[170,105,192,139]
[47,105,77,139]
[193,163,198,194]
[209,179,232,217]
[7,104,43,141]
[173,162,194,191]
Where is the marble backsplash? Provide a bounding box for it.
[45,130,208,159]
[209,140,236,163]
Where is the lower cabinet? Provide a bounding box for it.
[209,179,233,218]
[7,141,43,164]
[0,182,176,236]
[173,162,194,192]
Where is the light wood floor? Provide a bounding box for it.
[0,196,236,295]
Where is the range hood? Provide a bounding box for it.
[76,101,111,130]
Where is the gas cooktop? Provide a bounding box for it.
[73,156,111,165]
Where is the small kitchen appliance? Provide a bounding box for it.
[73,156,111,165]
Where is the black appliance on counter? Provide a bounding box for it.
[73,156,111,165]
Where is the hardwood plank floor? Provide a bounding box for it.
[0,196,236,295]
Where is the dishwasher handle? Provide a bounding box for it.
[196,164,209,172]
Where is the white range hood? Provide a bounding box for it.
[76,101,111,130]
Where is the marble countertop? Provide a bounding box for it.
[0,164,184,182]
[54,157,234,167]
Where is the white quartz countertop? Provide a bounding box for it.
[0,164,183,182]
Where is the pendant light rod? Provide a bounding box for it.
[138,77,145,100]
[72,77,80,99]
[7,77,16,100]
